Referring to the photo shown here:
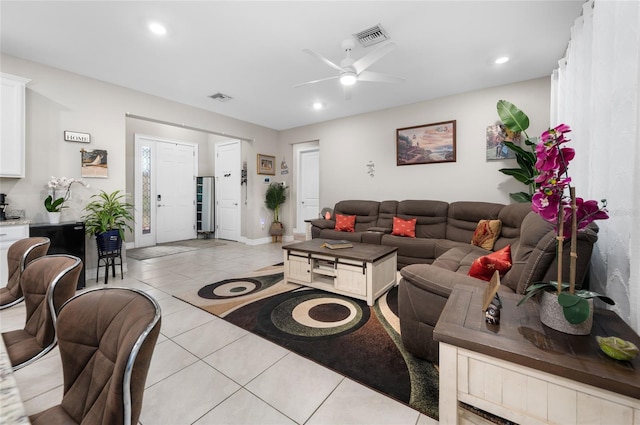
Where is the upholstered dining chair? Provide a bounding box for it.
[29,287,162,425]
[0,237,50,310]
[1,254,81,370]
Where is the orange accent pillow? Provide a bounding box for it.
[391,216,417,238]
[468,245,512,282]
[471,219,502,250]
[334,214,356,232]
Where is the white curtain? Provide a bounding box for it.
[551,0,640,333]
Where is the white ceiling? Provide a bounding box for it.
[0,1,585,131]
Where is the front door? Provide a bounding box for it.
[134,135,197,247]
[297,148,320,232]
[156,142,197,243]
[215,141,241,241]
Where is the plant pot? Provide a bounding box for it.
[96,229,122,254]
[269,221,284,236]
[47,211,61,224]
[539,290,593,335]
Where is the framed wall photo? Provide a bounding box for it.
[257,154,276,175]
[396,120,456,166]
[80,148,108,178]
[486,123,523,160]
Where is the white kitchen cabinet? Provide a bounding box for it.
[1,73,30,178]
[0,224,29,286]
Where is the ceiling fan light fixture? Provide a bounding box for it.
[340,72,357,86]
[495,56,510,64]
[148,22,167,36]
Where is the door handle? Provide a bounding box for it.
[233,203,238,206]
[158,204,165,207]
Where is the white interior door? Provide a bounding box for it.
[297,148,320,232]
[156,142,197,243]
[215,141,241,241]
[134,135,197,247]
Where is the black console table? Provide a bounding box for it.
[29,221,86,289]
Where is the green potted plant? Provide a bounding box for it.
[495,100,540,202]
[82,190,134,252]
[264,182,287,238]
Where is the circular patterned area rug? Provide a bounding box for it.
[176,265,439,419]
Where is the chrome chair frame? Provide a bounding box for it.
[0,237,51,310]
[11,254,82,371]
[58,286,161,425]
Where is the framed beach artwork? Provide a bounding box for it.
[80,148,108,178]
[257,154,276,175]
[396,120,456,166]
[486,123,524,160]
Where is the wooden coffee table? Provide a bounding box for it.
[282,239,397,306]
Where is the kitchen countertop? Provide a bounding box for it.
[0,219,31,226]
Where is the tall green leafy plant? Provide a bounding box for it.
[82,190,134,240]
[496,100,539,202]
[265,182,287,223]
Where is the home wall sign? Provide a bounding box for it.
[64,130,91,143]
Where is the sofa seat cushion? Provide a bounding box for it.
[318,229,365,243]
[430,244,490,274]
[381,234,439,260]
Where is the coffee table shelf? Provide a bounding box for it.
[283,239,397,306]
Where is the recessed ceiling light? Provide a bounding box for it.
[148,22,167,36]
[312,102,324,110]
[495,56,510,65]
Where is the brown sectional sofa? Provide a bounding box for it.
[310,199,599,363]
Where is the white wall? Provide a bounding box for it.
[0,54,280,243]
[279,78,551,219]
[1,53,550,245]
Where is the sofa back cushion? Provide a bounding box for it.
[501,211,598,294]
[493,202,535,251]
[446,201,504,244]
[376,200,398,229]
[396,200,449,239]
[333,200,380,233]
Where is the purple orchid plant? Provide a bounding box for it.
[518,124,614,324]
[531,124,609,231]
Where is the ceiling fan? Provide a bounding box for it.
[294,39,405,99]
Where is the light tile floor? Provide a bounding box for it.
[1,240,438,425]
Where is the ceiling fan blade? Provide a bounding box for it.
[302,48,345,72]
[293,75,339,88]
[351,42,397,74]
[357,70,405,84]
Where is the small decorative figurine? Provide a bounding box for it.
[485,293,502,325]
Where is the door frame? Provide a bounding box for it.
[134,133,198,248]
[294,141,320,234]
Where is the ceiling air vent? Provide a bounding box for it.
[353,24,390,47]
[209,92,233,102]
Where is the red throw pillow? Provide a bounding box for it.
[334,214,356,232]
[468,245,512,282]
[391,216,417,238]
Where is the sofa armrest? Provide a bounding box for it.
[400,263,515,299]
[309,219,335,230]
